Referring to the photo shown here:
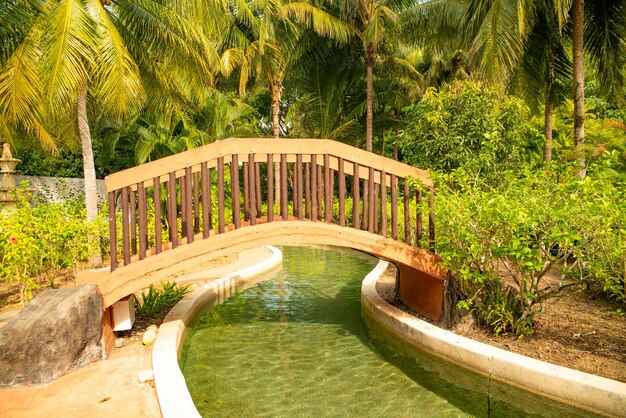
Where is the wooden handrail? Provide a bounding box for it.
[105,138,435,272]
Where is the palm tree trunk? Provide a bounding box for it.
[365,57,374,153]
[572,0,586,178]
[77,87,103,268]
[543,97,553,162]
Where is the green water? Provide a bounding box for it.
[181,246,596,417]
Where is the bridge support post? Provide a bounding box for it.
[397,264,445,322]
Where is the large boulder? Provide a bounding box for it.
[0,284,105,386]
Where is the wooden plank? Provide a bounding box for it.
[380,171,387,237]
[248,154,256,226]
[230,155,240,229]
[324,154,332,223]
[201,162,211,239]
[137,182,148,259]
[416,189,423,247]
[310,155,317,221]
[185,167,194,243]
[105,138,432,192]
[218,157,225,234]
[304,162,311,219]
[368,167,375,233]
[338,158,345,227]
[153,177,163,254]
[404,180,411,245]
[296,154,303,220]
[267,154,274,222]
[352,163,360,229]
[280,154,288,220]
[129,189,137,255]
[391,174,397,240]
[108,191,117,271]
[167,173,178,248]
[121,187,130,265]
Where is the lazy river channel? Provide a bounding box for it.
[181,246,596,417]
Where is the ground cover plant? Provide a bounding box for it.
[134,281,190,320]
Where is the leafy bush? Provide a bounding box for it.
[434,164,624,336]
[135,281,191,318]
[399,80,540,180]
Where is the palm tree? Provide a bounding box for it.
[0,0,218,265]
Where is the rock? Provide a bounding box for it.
[137,369,154,383]
[0,285,105,386]
[114,338,125,348]
[142,324,158,346]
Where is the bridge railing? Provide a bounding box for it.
[105,138,435,271]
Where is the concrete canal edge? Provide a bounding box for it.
[361,260,626,418]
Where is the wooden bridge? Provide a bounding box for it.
[97,138,447,322]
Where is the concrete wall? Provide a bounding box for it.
[15,175,106,204]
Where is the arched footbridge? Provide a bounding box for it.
[95,138,448,323]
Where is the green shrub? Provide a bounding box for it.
[135,281,191,318]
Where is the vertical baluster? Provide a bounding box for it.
[193,172,200,234]
[153,177,163,254]
[310,155,317,221]
[130,188,137,255]
[180,175,186,239]
[267,154,274,222]
[138,182,148,259]
[305,161,311,219]
[167,173,178,248]
[368,167,375,233]
[391,174,398,240]
[292,158,298,218]
[296,154,303,220]
[201,162,211,239]
[280,154,288,220]
[248,154,256,225]
[380,171,387,237]
[416,189,423,247]
[352,162,360,229]
[404,180,411,245]
[231,155,240,228]
[338,158,345,227]
[374,183,379,234]
[242,161,249,221]
[255,163,262,216]
[317,165,323,220]
[121,187,130,265]
[185,166,193,243]
[429,187,435,251]
[218,157,225,234]
[324,154,332,223]
[108,191,117,271]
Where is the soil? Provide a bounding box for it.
[376,266,626,383]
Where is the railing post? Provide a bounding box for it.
[338,158,345,227]
[280,154,288,220]
[193,172,200,234]
[108,191,117,271]
[248,154,256,226]
[267,154,274,222]
[243,161,249,221]
[390,174,397,240]
[352,162,360,230]
[218,157,225,234]
[296,154,303,220]
[368,167,375,233]
[201,162,211,239]
[310,155,317,221]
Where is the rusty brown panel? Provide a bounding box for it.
[201,162,211,239]
[280,154,288,220]
[242,162,249,221]
[255,163,262,215]
[137,182,148,259]
[167,173,178,248]
[153,177,163,254]
[218,157,225,234]
[296,154,303,220]
[304,162,311,219]
[248,154,256,226]
[352,162,360,229]
[391,174,397,240]
[429,187,435,251]
[121,187,130,265]
[310,155,317,221]
[129,188,137,255]
[193,172,200,234]
[368,167,375,233]
[380,171,387,237]
[108,191,117,271]
[416,189,423,248]
[397,264,444,321]
[230,155,240,229]
[267,154,274,222]
[404,180,411,245]
[324,154,332,223]
[338,158,345,227]
[185,167,194,243]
